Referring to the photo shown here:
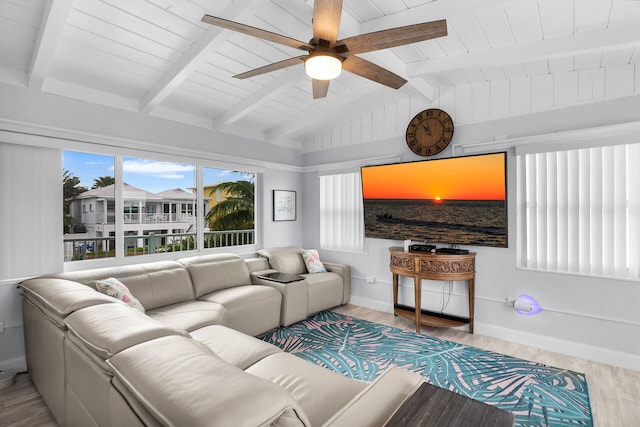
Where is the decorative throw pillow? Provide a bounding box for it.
[94,277,145,313]
[302,249,327,274]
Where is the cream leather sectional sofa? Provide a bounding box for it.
[19,247,423,427]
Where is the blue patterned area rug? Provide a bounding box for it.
[261,311,593,427]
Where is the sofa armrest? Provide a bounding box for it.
[321,367,423,427]
[245,257,271,273]
[252,270,309,326]
[322,262,350,305]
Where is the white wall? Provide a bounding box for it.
[301,100,640,371]
[303,63,640,152]
[261,168,303,248]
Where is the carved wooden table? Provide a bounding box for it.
[389,247,476,333]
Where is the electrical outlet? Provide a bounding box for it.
[0,322,4,334]
[366,276,375,283]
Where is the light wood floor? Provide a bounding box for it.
[1,304,638,427]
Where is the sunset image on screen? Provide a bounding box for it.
[361,153,506,201]
[360,152,507,247]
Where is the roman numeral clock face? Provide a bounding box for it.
[405,109,454,157]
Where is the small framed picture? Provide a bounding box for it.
[273,190,296,221]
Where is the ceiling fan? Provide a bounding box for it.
[201,0,447,99]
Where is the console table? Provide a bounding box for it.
[389,247,476,333]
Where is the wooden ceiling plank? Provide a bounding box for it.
[28,0,74,90]
[537,0,573,39]
[503,0,542,44]
[139,0,258,114]
[360,0,512,33]
[407,23,640,77]
[212,67,302,130]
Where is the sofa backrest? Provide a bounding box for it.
[44,260,195,310]
[116,268,194,310]
[257,247,307,275]
[48,260,184,286]
[179,254,252,298]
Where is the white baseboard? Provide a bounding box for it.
[475,322,640,371]
[349,296,393,314]
[0,356,26,373]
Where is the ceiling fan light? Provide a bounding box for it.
[304,52,343,80]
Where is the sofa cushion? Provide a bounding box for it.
[190,325,282,370]
[258,247,307,275]
[246,352,366,427]
[146,301,226,332]
[94,277,145,313]
[185,258,252,298]
[65,303,186,360]
[199,286,281,336]
[117,268,194,310]
[108,335,311,427]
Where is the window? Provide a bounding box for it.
[517,143,640,280]
[203,168,255,248]
[63,151,115,261]
[123,157,196,256]
[63,152,257,262]
[319,172,364,252]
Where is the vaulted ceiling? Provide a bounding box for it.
[2,0,640,152]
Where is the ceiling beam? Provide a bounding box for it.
[407,23,640,77]
[139,0,258,114]
[28,0,74,90]
[212,68,304,130]
[266,81,382,140]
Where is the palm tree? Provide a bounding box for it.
[63,170,87,233]
[92,176,115,188]
[205,180,254,230]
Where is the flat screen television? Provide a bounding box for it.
[360,152,508,248]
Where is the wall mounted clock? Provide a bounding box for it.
[405,108,454,157]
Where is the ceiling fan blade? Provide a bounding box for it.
[312,79,330,99]
[312,0,343,43]
[202,14,312,51]
[342,55,407,89]
[337,19,447,55]
[234,56,306,79]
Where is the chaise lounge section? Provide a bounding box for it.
[19,249,423,426]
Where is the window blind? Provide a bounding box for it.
[319,173,364,252]
[517,143,640,280]
[0,143,63,280]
